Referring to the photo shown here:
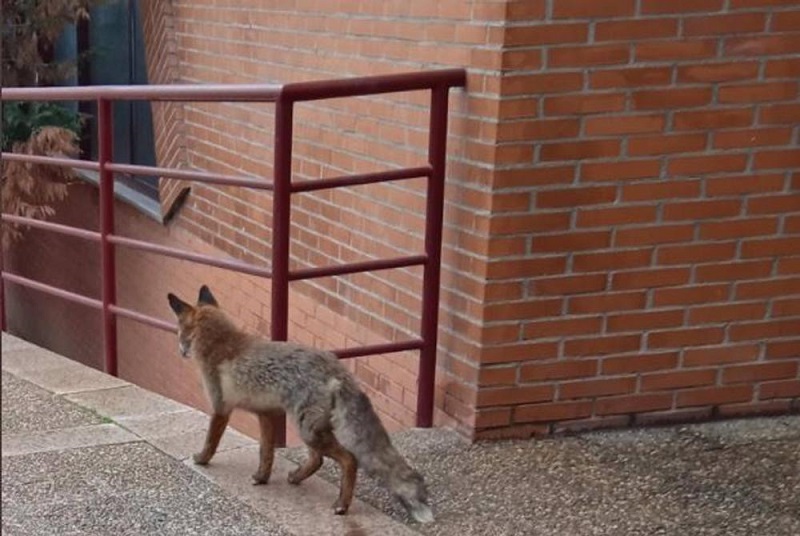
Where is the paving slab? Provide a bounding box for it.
[1,332,33,351]
[116,410,257,460]
[64,384,190,419]
[2,345,79,373]
[2,423,139,458]
[19,364,130,394]
[4,347,129,394]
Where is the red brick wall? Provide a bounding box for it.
[140,0,190,217]
[476,0,800,438]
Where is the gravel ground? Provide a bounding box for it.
[2,443,292,536]
[282,418,800,536]
[1,372,102,434]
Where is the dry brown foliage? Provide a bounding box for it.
[2,0,97,250]
[2,127,79,250]
[2,0,92,87]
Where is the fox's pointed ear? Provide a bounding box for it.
[167,293,191,316]
[198,285,218,307]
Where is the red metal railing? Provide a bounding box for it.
[0,69,466,432]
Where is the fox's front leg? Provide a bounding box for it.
[252,412,276,485]
[193,412,231,465]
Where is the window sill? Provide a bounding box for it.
[73,168,164,224]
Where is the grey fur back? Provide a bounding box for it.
[225,341,348,418]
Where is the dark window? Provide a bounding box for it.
[57,0,158,200]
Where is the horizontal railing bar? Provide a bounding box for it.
[2,272,103,310]
[109,304,177,333]
[1,152,100,171]
[289,255,427,281]
[1,214,101,242]
[332,339,425,360]
[1,155,272,190]
[1,70,466,103]
[283,69,467,102]
[106,163,273,190]
[107,235,272,278]
[2,269,425,358]
[1,84,283,102]
[2,156,425,192]
[291,166,432,193]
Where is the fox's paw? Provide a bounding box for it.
[287,469,302,485]
[192,452,211,466]
[251,471,270,485]
[332,500,349,516]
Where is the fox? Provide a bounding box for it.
[167,285,434,523]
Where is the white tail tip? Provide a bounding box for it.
[409,503,434,524]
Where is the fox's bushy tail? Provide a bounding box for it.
[328,378,434,523]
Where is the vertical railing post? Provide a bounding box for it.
[417,85,450,428]
[270,95,294,445]
[98,98,118,376]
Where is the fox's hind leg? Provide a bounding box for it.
[193,411,231,465]
[252,412,277,485]
[325,440,357,515]
[292,414,358,515]
[287,448,323,485]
